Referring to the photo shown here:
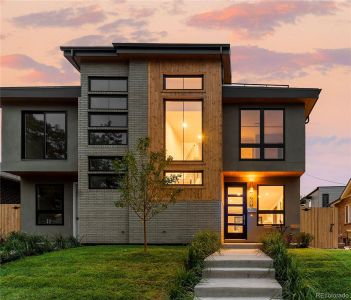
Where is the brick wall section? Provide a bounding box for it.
[129,200,221,244]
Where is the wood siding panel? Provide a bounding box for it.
[148,59,222,201]
[0,204,21,237]
[300,207,338,248]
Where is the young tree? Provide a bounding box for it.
[114,137,181,253]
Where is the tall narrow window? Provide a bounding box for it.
[240,109,284,160]
[36,184,64,225]
[322,194,329,207]
[165,101,202,161]
[258,185,284,225]
[23,112,66,159]
[346,205,351,224]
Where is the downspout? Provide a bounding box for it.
[70,49,80,71]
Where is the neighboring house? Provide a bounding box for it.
[330,179,351,246]
[302,186,345,208]
[0,43,321,243]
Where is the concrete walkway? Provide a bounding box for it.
[194,244,282,300]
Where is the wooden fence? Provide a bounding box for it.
[300,207,338,248]
[0,204,21,237]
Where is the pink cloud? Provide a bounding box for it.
[188,1,340,39]
[231,46,351,80]
[0,54,78,84]
[12,4,106,27]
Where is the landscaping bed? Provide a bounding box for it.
[0,245,186,300]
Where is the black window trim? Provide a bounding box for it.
[88,130,128,145]
[257,184,285,226]
[88,174,123,190]
[88,112,128,128]
[88,76,128,92]
[22,111,67,160]
[36,184,64,226]
[88,156,122,172]
[239,108,285,161]
[163,75,204,90]
[164,99,204,162]
[88,94,128,110]
[164,170,204,186]
[322,193,329,207]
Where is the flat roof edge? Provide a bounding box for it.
[0,86,81,98]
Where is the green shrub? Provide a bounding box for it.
[295,232,313,248]
[0,232,80,264]
[261,231,314,299]
[169,231,220,300]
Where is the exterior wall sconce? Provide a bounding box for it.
[248,181,254,208]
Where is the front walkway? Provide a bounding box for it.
[194,244,282,299]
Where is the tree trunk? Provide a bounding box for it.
[143,218,147,253]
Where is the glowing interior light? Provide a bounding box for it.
[182,122,188,128]
[197,134,202,140]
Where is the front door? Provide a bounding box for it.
[224,183,247,240]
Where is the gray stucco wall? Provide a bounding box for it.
[223,104,305,172]
[1,103,78,173]
[21,176,74,236]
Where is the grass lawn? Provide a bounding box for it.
[289,248,351,295]
[0,245,186,300]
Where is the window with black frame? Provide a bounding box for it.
[88,157,123,189]
[23,112,66,159]
[36,184,64,225]
[257,185,284,225]
[240,109,284,160]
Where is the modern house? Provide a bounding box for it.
[330,179,351,246]
[302,186,345,208]
[0,43,321,244]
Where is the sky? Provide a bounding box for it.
[0,0,350,195]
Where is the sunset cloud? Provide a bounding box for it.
[188,1,339,39]
[98,19,147,32]
[12,4,106,27]
[0,54,78,84]
[231,46,351,80]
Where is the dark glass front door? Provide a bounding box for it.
[224,183,247,239]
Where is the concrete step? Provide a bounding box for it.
[205,255,273,269]
[194,278,282,298]
[222,242,262,249]
[203,267,275,279]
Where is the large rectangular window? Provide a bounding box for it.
[165,100,202,161]
[89,77,127,92]
[23,112,66,159]
[89,175,122,189]
[88,156,121,171]
[89,113,127,127]
[36,184,64,225]
[165,172,203,185]
[257,185,284,225]
[89,95,128,110]
[164,76,203,90]
[240,109,284,160]
[88,130,127,145]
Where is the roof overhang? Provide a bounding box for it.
[0,86,80,106]
[222,85,321,119]
[60,43,232,83]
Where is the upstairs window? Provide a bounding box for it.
[164,76,203,90]
[89,77,127,92]
[322,193,329,207]
[240,109,284,160]
[165,171,203,185]
[23,112,66,159]
[165,100,202,161]
[89,95,128,110]
[89,113,128,127]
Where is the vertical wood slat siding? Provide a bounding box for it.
[300,207,338,248]
[0,204,21,237]
[148,59,222,201]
